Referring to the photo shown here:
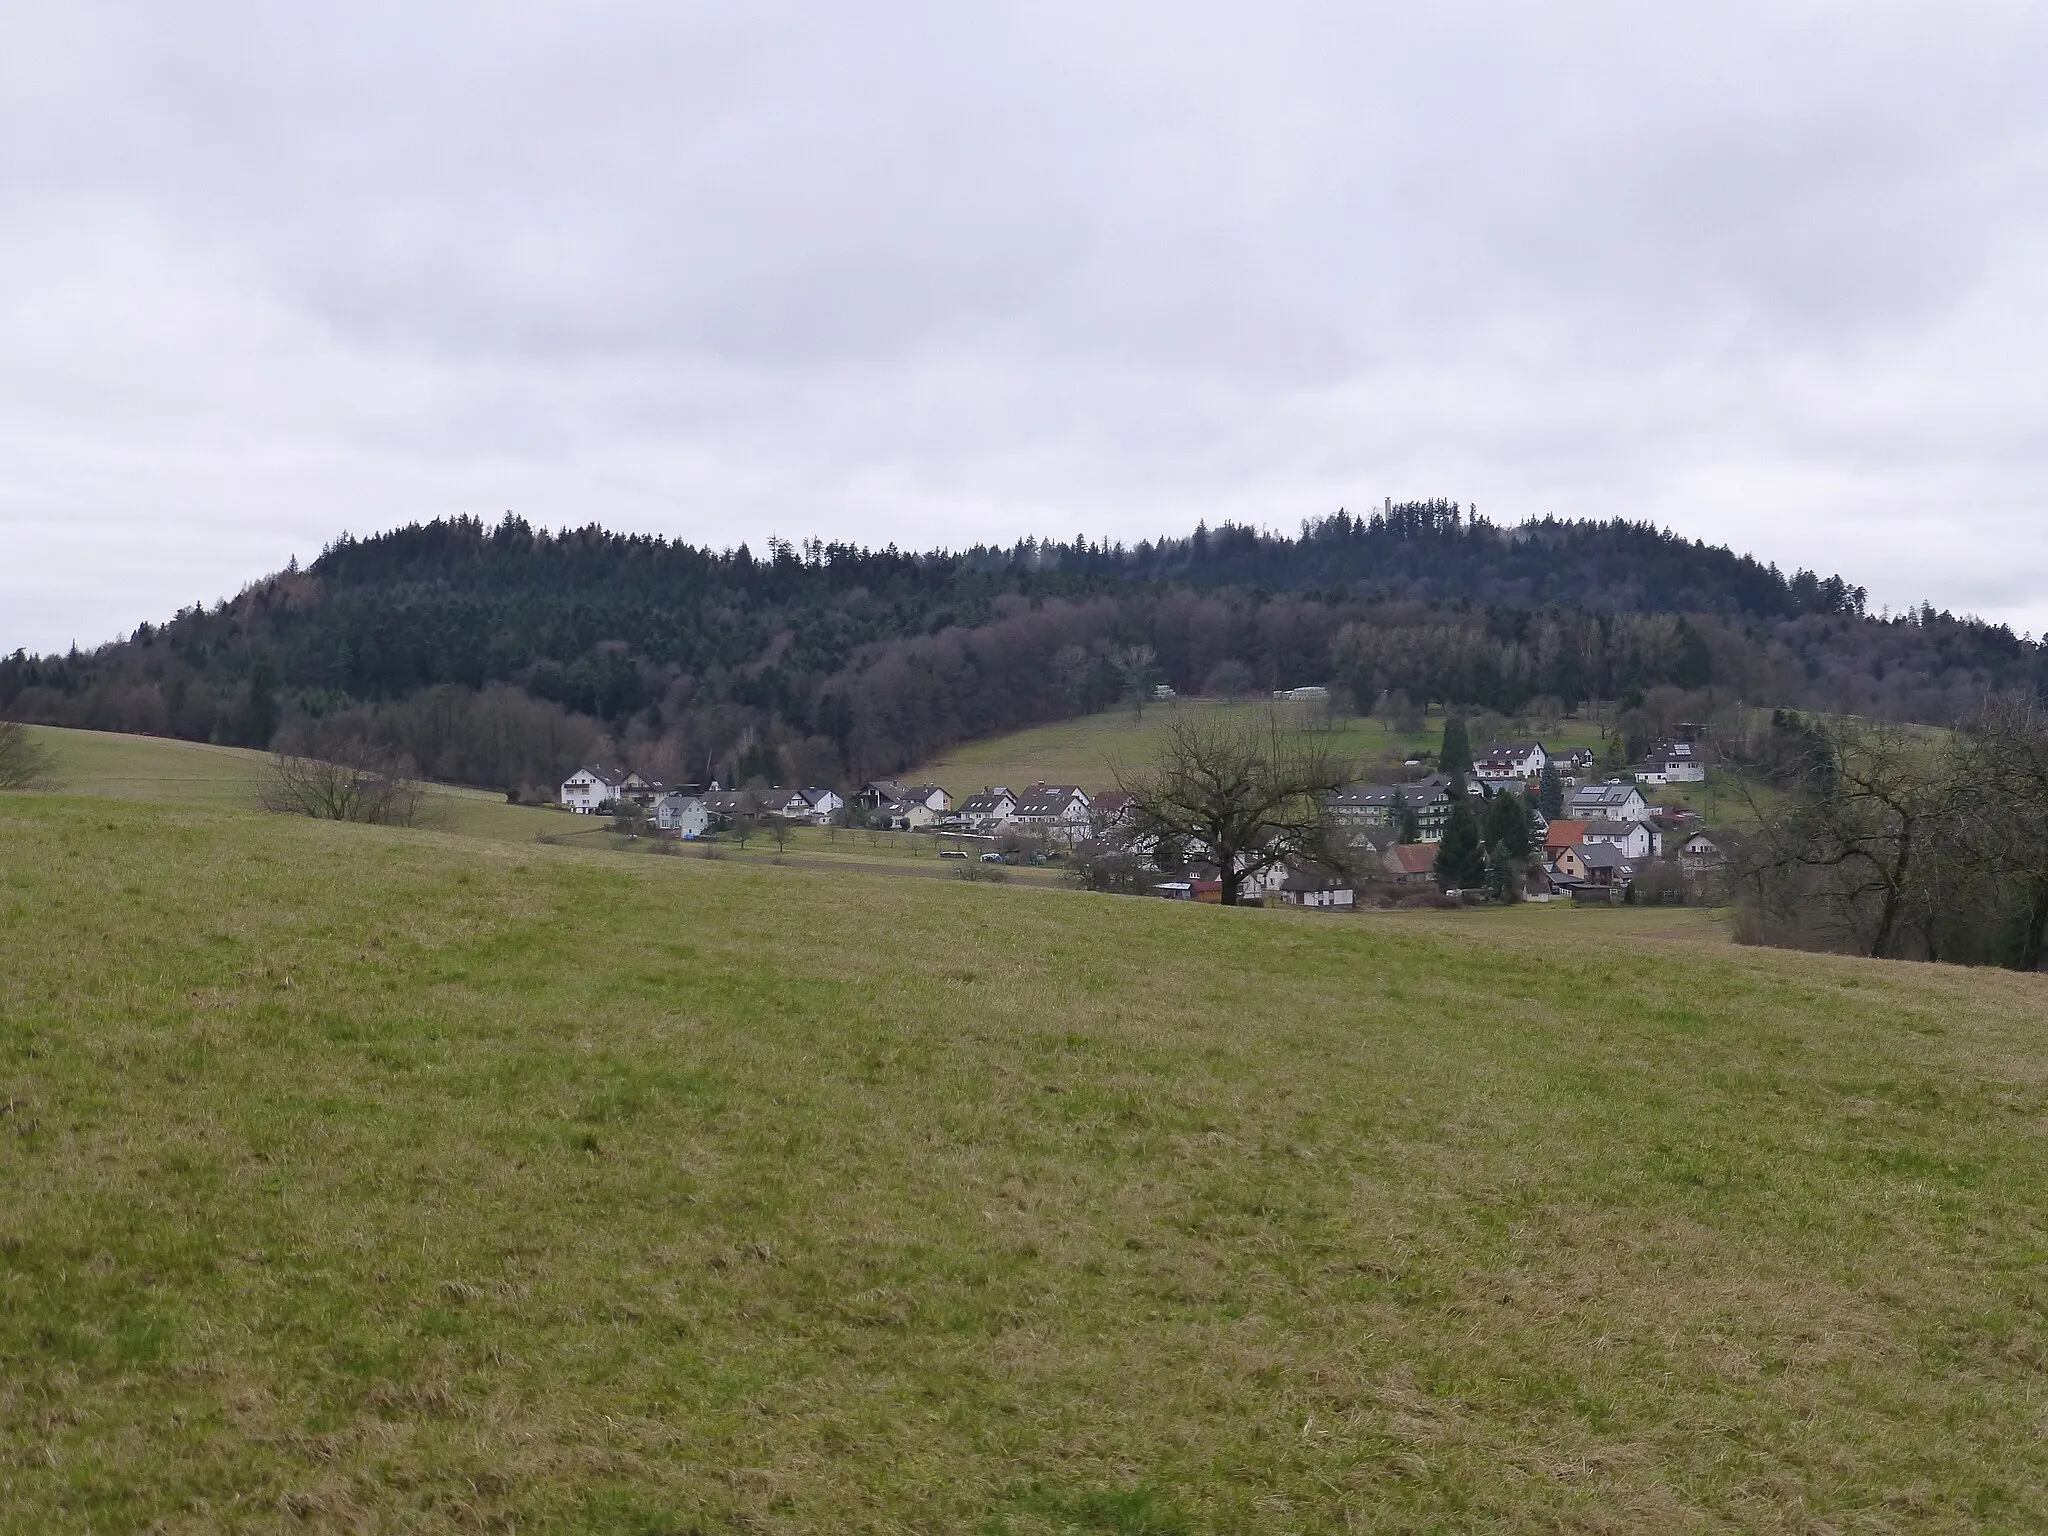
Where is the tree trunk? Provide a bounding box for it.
[1868,823,1913,959]
[1220,865,1242,906]
[2017,879,2048,973]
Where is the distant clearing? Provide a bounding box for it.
[913,700,1609,797]
[3,790,2046,1530]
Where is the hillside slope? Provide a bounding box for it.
[911,699,1610,798]
[3,794,2046,1530]
[7,510,2037,800]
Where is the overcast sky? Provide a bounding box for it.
[5,2,2046,653]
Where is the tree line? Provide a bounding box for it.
[1726,697,2048,971]
[3,510,2041,798]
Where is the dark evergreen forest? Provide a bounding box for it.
[4,503,2040,794]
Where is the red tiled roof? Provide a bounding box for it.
[1391,844,1437,875]
[1544,819,1590,848]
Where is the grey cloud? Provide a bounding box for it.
[4,2,2047,653]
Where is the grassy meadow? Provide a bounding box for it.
[913,701,1610,798]
[5,785,2048,1531]
[20,724,1068,887]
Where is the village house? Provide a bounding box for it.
[1277,864,1356,908]
[1328,776,1453,842]
[1580,818,1658,860]
[953,787,1018,830]
[618,771,664,807]
[1385,843,1439,886]
[1574,844,1639,890]
[1474,740,1548,784]
[700,789,759,823]
[781,787,845,824]
[1566,779,1650,824]
[652,793,713,838]
[857,781,949,815]
[1543,819,1590,857]
[1679,831,1728,874]
[559,765,627,813]
[872,794,941,830]
[1550,844,1591,885]
[1634,740,1708,785]
[1329,785,1402,827]
[1009,783,1092,841]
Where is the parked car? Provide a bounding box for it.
[979,851,1004,863]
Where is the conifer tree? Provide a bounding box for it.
[1482,786,1532,861]
[1440,715,1474,781]
[1484,839,1523,902]
[1434,796,1486,892]
[1537,760,1564,819]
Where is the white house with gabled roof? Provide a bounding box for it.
[560,765,628,813]
[1566,780,1650,825]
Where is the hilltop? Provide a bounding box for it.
[4,508,2041,802]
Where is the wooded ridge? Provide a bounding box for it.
[4,505,2040,795]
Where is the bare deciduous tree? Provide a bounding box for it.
[259,744,425,825]
[1115,714,1350,905]
[1732,719,1951,958]
[1954,692,2048,970]
[1117,644,1158,723]
[1728,713,1987,960]
[0,721,57,790]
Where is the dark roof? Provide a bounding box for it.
[1582,819,1640,838]
[1331,785,1401,809]
[1281,865,1351,892]
[1569,782,1643,809]
[1577,845,1637,871]
[1014,789,1085,817]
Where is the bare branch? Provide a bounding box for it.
[1115,712,1350,904]
[259,742,426,826]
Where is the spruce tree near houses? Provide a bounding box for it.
[1434,795,1487,893]
[1484,840,1523,903]
[1537,760,1564,820]
[1481,785,1532,862]
[1439,715,1474,781]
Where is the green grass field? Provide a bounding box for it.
[914,702,1609,798]
[6,782,2048,1531]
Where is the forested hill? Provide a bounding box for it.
[4,505,2040,795]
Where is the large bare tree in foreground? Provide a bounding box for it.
[1114,714,1350,905]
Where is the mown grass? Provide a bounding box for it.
[914,702,1608,798]
[5,792,2048,1531]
